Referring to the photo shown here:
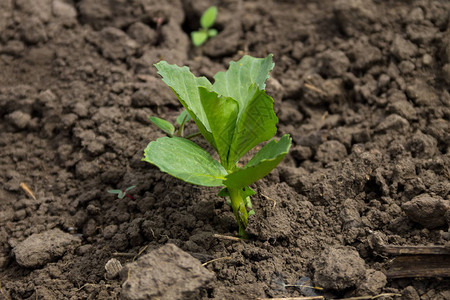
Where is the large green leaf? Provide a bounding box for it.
[227,85,278,167]
[154,61,215,148]
[143,137,227,187]
[212,54,274,111]
[224,134,291,189]
[199,87,238,169]
[212,55,277,166]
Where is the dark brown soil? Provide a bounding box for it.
[1,0,449,299]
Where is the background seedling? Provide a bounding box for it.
[143,55,291,238]
[108,185,136,200]
[191,6,218,47]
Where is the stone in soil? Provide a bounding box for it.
[317,49,350,78]
[333,0,377,37]
[312,246,366,291]
[401,194,449,229]
[13,228,81,268]
[356,269,387,295]
[390,35,418,61]
[120,243,214,300]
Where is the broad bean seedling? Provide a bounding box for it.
[143,55,291,237]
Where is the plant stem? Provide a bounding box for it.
[125,194,135,200]
[228,187,249,238]
[177,113,189,137]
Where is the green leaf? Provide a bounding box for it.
[212,55,277,166]
[198,87,238,169]
[224,135,292,188]
[191,31,208,46]
[200,6,217,29]
[124,186,136,192]
[176,110,191,125]
[213,54,274,107]
[241,186,256,198]
[108,189,121,194]
[208,28,218,37]
[143,136,227,187]
[154,61,215,148]
[149,116,175,136]
[108,189,125,199]
[228,85,278,167]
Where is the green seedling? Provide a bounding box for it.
[149,109,197,138]
[191,6,218,47]
[108,185,136,200]
[143,54,291,238]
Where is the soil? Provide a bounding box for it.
[0,0,449,299]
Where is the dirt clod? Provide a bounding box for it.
[120,243,214,300]
[313,246,366,291]
[402,194,449,229]
[402,286,420,300]
[356,269,387,295]
[13,229,80,268]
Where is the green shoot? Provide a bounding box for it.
[143,55,291,238]
[191,6,218,47]
[108,185,136,200]
[149,116,175,136]
[149,110,196,138]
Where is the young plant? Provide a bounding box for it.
[143,55,291,238]
[149,109,195,138]
[191,6,218,47]
[108,185,136,200]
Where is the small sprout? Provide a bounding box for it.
[176,109,191,126]
[176,109,192,137]
[149,110,196,138]
[191,6,218,47]
[108,185,136,200]
[143,55,291,238]
[149,116,175,136]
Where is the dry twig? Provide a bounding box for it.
[133,245,149,261]
[76,283,112,292]
[202,256,232,266]
[261,193,277,209]
[20,182,37,201]
[212,233,243,242]
[303,83,327,96]
[112,252,136,257]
